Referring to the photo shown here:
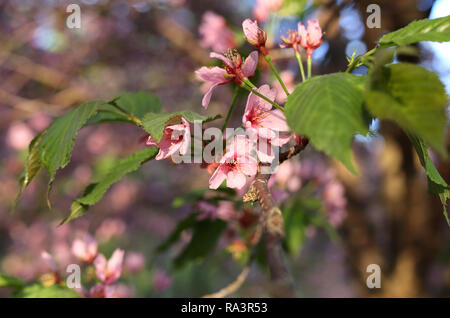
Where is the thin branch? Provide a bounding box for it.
[244,137,309,297]
[202,267,250,298]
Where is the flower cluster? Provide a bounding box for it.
[281,19,323,58]
[195,50,258,108]
[146,17,324,194]
[39,233,151,298]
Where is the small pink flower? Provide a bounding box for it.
[154,270,172,293]
[195,50,258,108]
[298,20,323,58]
[242,84,290,161]
[94,249,124,285]
[209,136,257,191]
[146,117,191,160]
[253,0,283,22]
[280,29,300,53]
[270,160,302,192]
[242,19,267,49]
[124,252,145,274]
[199,11,236,53]
[72,234,98,263]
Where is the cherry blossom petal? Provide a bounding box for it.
[237,155,258,176]
[259,109,290,132]
[242,19,261,46]
[242,51,258,77]
[209,165,228,189]
[226,170,247,190]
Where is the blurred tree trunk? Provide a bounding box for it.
[330,0,448,297]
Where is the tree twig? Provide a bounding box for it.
[202,267,250,298]
[244,137,309,297]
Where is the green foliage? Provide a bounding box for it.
[39,101,102,197]
[283,196,338,255]
[285,73,370,174]
[14,284,80,298]
[365,63,448,158]
[0,273,25,289]
[408,134,450,225]
[13,132,45,211]
[14,91,164,212]
[379,15,450,47]
[87,91,162,124]
[61,148,158,224]
[174,219,227,268]
[142,111,218,143]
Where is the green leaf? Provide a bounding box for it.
[365,63,448,158]
[14,284,80,298]
[142,111,210,143]
[174,219,227,268]
[87,91,162,125]
[0,273,25,289]
[39,101,103,201]
[379,16,450,47]
[408,134,450,225]
[61,148,158,224]
[283,203,308,256]
[13,132,45,211]
[285,73,370,174]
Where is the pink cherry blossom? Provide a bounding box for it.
[154,270,172,293]
[199,11,236,53]
[269,160,302,192]
[280,29,300,53]
[298,20,323,58]
[209,136,257,191]
[242,19,267,49]
[124,252,145,274]
[195,50,258,108]
[253,0,283,22]
[71,234,98,263]
[242,84,290,161]
[94,249,124,285]
[146,117,190,160]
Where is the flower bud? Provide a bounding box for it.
[242,19,267,48]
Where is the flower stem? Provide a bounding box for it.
[295,52,306,82]
[307,56,312,79]
[264,55,289,96]
[241,79,284,112]
[109,101,142,125]
[221,86,240,132]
